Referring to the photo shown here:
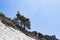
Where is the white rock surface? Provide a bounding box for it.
[0,20,35,40]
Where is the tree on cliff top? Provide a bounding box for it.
[16,11,31,30]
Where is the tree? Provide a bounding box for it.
[16,11,21,20]
[24,18,30,29]
[16,11,31,30]
[21,16,31,29]
[16,11,23,27]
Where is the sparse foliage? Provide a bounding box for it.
[16,11,31,30]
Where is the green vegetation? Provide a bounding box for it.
[0,12,59,40]
[16,11,31,30]
[0,12,6,19]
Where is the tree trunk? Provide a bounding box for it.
[24,24,25,30]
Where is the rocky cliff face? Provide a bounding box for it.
[0,18,59,40]
[0,19,36,40]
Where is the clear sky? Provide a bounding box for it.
[0,0,60,39]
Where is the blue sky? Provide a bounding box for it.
[0,0,60,39]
